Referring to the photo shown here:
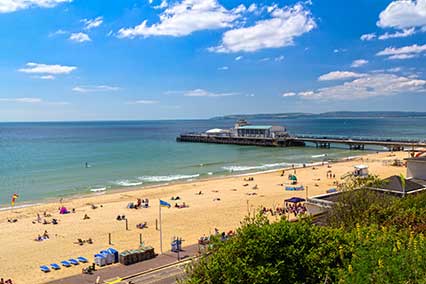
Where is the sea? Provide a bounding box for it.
[1,117,425,207]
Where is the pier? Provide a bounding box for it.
[176,134,305,147]
[177,120,426,151]
[294,136,426,151]
[177,134,426,151]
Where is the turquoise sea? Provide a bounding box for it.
[1,117,426,206]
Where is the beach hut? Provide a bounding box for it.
[94,254,106,267]
[108,248,119,263]
[354,165,368,177]
[100,250,114,265]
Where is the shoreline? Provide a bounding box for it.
[0,152,367,212]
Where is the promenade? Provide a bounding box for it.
[47,244,199,284]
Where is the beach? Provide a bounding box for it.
[0,151,408,284]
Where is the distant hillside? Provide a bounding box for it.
[212,111,426,120]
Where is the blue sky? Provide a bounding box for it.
[0,0,426,121]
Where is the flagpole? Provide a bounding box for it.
[159,200,163,254]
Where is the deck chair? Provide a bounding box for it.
[77,256,88,263]
[40,265,50,272]
[50,263,61,270]
[61,260,71,267]
[69,258,79,265]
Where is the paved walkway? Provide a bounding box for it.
[47,244,199,284]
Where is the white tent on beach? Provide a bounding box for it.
[354,165,368,177]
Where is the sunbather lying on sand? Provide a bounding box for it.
[136,222,148,229]
[174,202,189,209]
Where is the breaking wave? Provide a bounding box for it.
[114,180,143,187]
[138,174,200,182]
[223,162,292,172]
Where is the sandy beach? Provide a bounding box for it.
[0,151,409,284]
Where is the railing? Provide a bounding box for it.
[294,134,425,143]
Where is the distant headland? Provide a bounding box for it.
[212,111,426,120]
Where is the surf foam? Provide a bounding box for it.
[90,187,107,192]
[223,162,292,172]
[138,174,200,182]
[114,180,143,187]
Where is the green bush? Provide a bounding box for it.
[186,217,426,284]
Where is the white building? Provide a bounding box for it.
[406,156,426,180]
[353,165,369,177]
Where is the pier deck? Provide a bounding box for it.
[177,133,426,151]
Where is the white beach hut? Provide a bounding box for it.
[354,165,369,177]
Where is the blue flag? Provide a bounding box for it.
[160,199,171,208]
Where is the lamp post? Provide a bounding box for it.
[305,186,309,200]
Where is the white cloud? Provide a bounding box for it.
[72,85,120,93]
[235,56,243,61]
[153,0,168,9]
[232,4,246,14]
[275,55,285,62]
[292,73,426,100]
[48,29,68,37]
[282,92,296,97]
[388,67,402,72]
[318,71,366,81]
[360,33,376,41]
[378,28,415,40]
[0,97,42,103]
[351,59,368,68]
[333,48,347,53]
[376,44,426,60]
[209,3,316,53]
[0,97,70,105]
[183,88,236,97]
[247,3,257,13]
[117,0,241,38]
[81,16,103,30]
[19,62,76,75]
[39,75,55,80]
[378,0,426,29]
[217,66,229,70]
[388,54,417,60]
[130,100,159,104]
[69,32,91,42]
[0,0,71,13]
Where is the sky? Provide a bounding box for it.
[0,0,426,121]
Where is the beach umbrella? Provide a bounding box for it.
[290,175,297,180]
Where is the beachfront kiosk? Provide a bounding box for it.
[353,165,369,177]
